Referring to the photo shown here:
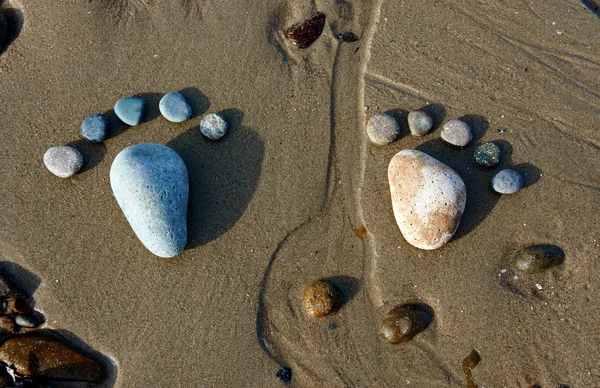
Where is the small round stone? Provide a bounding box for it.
[15,314,40,328]
[474,142,501,167]
[276,366,292,382]
[80,114,109,143]
[43,146,83,178]
[366,114,400,145]
[511,244,564,274]
[200,113,228,140]
[492,169,523,194]
[407,110,433,137]
[159,92,192,123]
[441,119,472,147]
[303,279,342,317]
[380,305,432,344]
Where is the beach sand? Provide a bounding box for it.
[0,0,599,386]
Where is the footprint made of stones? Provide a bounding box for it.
[0,268,111,386]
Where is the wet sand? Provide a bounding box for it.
[0,0,599,386]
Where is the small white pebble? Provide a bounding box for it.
[500,269,507,273]
[513,275,519,280]
[536,283,543,290]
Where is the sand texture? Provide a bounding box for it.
[0,0,599,386]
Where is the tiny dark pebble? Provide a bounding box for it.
[511,244,565,274]
[498,127,508,134]
[10,298,32,315]
[326,322,338,332]
[474,142,501,167]
[380,304,432,344]
[276,366,292,382]
[336,32,359,42]
[285,12,326,49]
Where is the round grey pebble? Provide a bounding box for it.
[366,114,400,145]
[15,314,40,328]
[80,114,109,143]
[492,169,523,194]
[474,142,501,167]
[200,113,228,140]
[441,119,472,147]
[43,146,83,178]
[407,110,433,137]
[159,92,192,123]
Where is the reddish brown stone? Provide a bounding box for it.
[9,298,32,315]
[303,279,342,317]
[0,316,14,336]
[0,332,102,381]
[285,12,326,49]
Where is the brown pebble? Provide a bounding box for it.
[0,316,15,335]
[462,349,481,388]
[303,279,342,317]
[285,12,326,49]
[354,226,368,239]
[380,304,432,344]
[0,331,103,381]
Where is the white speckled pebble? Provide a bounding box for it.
[492,169,523,194]
[407,111,433,137]
[43,146,83,178]
[441,120,472,147]
[200,113,228,140]
[366,114,400,145]
[388,149,466,250]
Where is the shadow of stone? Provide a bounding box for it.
[30,329,117,388]
[458,114,489,144]
[0,4,24,55]
[134,92,163,124]
[581,0,600,19]
[419,103,446,133]
[0,261,40,298]
[67,140,107,174]
[514,162,541,188]
[383,108,409,138]
[178,87,210,119]
[167,108,264,248]
[101,109,128,140]
[416,137,498,241]
[328,275,360,308]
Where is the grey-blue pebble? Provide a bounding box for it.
[80,114,109,143]
[159,92,192,123]
[492,169,523,194]
[114,97,145,126]
[110,143,189,258]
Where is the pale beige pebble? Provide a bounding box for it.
[388,149,466,250]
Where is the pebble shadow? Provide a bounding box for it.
[178,87,210,119]
[328,275,360,308]
[167,108,264,248]
[67,139,107,174]
[0,3,24,56]
[419,103,446,133]
[135,92,163,124]
[581,0,600,19]
[0,261,40,313]
[34,329,118,388]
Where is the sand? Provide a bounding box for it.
[0,0,599,386]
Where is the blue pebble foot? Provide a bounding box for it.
[114,97,146,126]
[80,114,109,143]
[492,169,523,194]
[110,143,189,258]
[159,92,192,123]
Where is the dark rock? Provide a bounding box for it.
[0,365,13,387]
[380,304,432,344]
[276,366,292,382]
[0,332,103,382]
[285,12,326,49]
[303,279,343,317]
[511,244,565,274]
[473,142,501,167]
[0,14,9,52]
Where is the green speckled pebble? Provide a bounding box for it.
[511,244,565,274]
[474,142,501,167]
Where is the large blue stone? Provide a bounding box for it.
[110,143,189,258]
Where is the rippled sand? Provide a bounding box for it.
[0,0,599,386]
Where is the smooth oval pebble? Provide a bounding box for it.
[159,92,192,123]
[15,314,40,328]
[303,279,343,317]
[441,119,472,147]
[474,142,500,167]
[43,146,83,178]
[511,244,564,274]
[80,114,109,143]
[110,143,189,258]
[285,12,326,49]
[407,110,433,137]
[114,96,145,126]
[367,113,400,145]
[492,169,523,194]
[380,305,432,344]
[0,332,102,381]
[388,149,466,250]
[200,113,228,140]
